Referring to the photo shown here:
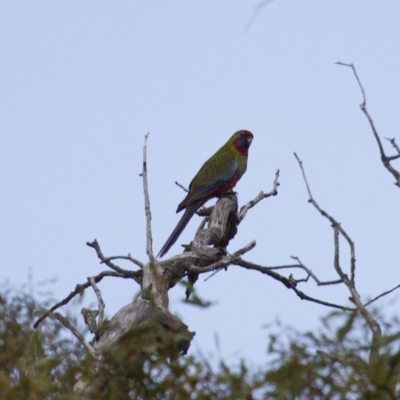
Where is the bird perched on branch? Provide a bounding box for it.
[157,130,253,258]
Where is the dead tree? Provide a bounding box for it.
[34,66,400,386]
[33,133,281,368]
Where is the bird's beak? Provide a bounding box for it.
[247,136,253,144]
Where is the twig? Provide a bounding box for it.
[204,255,343,287]
[289,256,343,286]
[364,283,400,307]
[294,153,357,284]
[190,240,256,275]
[245,0,275,32]
[385,137,400,156]
[238,169,280,222]
[336,62,400,187]
[51,312,99,359]
[289,273,310,285]
[235,259,353,311]
[89,277,105,326]
[105,254,145,269]
[87,240,143,281]
[33,270,133,328]
[175,181,189,193]
[335,62,367,104]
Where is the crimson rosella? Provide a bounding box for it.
[157,130,253,258]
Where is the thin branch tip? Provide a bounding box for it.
[142,133,154,260]
[238,170,280,221]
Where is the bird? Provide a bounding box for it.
[157,130,253,258]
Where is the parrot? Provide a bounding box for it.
[157,130,253,258]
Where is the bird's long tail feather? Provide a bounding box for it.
[157,201,201,258]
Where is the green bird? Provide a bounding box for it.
[157,130,253,258]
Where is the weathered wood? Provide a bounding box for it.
[95,299,195,357]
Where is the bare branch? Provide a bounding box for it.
[89,277,105,326]
[205,254,342,287]
[86,240,142,281]
[289,273,310,285]
[51,312,99,359]
[175,181,189,193]
[238,169,280,222]
[385,137,400,155]
[336,62,400,187]
[245,0,276,32]
[365,283,400,307]
[33,270,133,328]
[345,280,382,361]
[142,133,155,261]
[235,259,353,311]
[294,151,381,360]
[333,227,347,280]
[335,62,367,105]
[88,242,141,279]
[289,256,343,286]
[105,254,145,269]
[203,255,343,289]
[189,240,256,275]
[386,154,400,162]
[294,153,357,284]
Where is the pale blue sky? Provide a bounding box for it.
[1,1,400,365]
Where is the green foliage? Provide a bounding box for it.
[0,287,82,399]
[1,286,400,399]
[264,311,400,399]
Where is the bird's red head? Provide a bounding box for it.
[232,130,253,153]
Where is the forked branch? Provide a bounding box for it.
[336,62,400,187]
[33,269,138,328]
[239,169,280,221]
[294,152,382,360]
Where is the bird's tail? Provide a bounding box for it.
[157,201,201,258]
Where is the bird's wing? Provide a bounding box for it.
[179,159,239,207]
